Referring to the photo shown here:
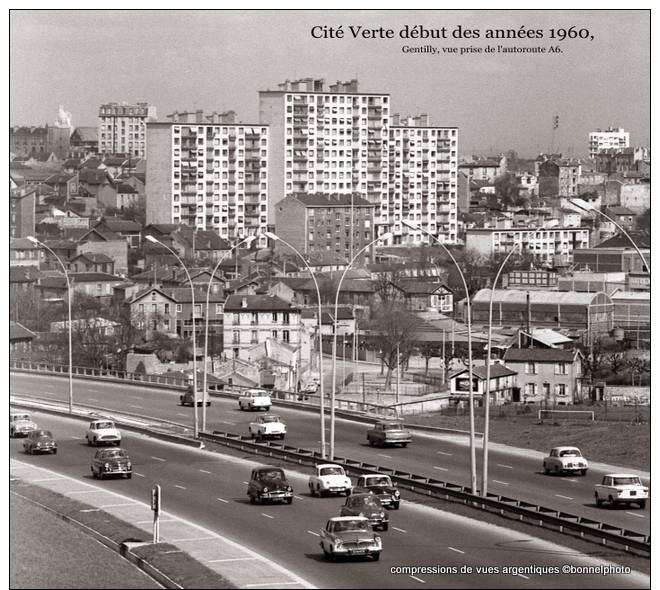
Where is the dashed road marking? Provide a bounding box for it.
[448,546,464,554]
[392,526,407,533]
[307,530,320,537]
[410,575,426,584]
[516,573,530,580]
[433,466,449,472]
[209,557,257,563]
[217,498,229,504]
[492,480,510,486]
[625,511,646,518]
[436,451,453,456]
[100,503,136,508]
[32,477,63,482]
[245,584,301,588]
[566,478,579,483]
[134,473,145,478]
[260,513,274,519]
[87,398,99,402]
[555,494,574,500]
[174,484,186,490]
[130,404,143,409]
[67,490,99,494]
[199,469,212,474]
[80,508,100,513]
[294,495,304,500]
[151,456,166,462]
[378,453,392,459]
[176,412,187,417]
[242,481,249,485]
[497,463,513,469]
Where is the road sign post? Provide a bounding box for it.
[151,484,161,543]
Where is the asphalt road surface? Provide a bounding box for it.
[11,372,650,538]
[9,410,649,589]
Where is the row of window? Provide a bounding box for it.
[232,312,290,325]
[524,361,570,375]
[524,383,568,397]
[232,330,290,344]
[138,303,224,315]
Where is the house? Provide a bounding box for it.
[41,239,78,270]
[44,172,78,200]
[102,156,129,178]
[503,347,583,405]
[171,228,232,261]
[77,167,111,199]
[50,317,120,337]
[93,218,142,248]
[459,155,507,183]
[68,252,115,275]
[300,306,356,337]
[129,287,178,337]
[10,238,42,268]
[76,225,129,274]
[10,266,39,295]
[223,295,302,360]
[97,182,141,211]
[10,187,36,238]
[69,272,124,301]
[390,280,453,313]
[69,127,98,159]
[10,322,36,354]
[449,364,517,404]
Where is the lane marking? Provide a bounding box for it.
[151,456,166,462]
[307,530,320,537]
[260,513,274,519]
[433,466,449,472]
[497,463,513,469]
[134,472,145,478]
[516,573,530,580]
[555,494,574,500]
[31,477,63,482]
[130,404,144,409]
[436,451,453,456]
[625,511,646,518]
[217,498,229,504]
[448,546,464,554]
[169,536,214,543]
[245,584,301,588]
[208,557,257,563]
[242,481,249,485]
[565,478,579,483]
[199,469,212,474]
[174,484,186,490]
[87,398,99,402]
[176,412,187,417]
[67,490,100,495]
[100,503,136,508]
[410,575,426,584]
[378,453,392,459]
[294,495,304,500]
[392,526,407,533]
[492,480,510,486]
[80,508,100,513]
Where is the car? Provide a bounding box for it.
[91,447,132,480]
[319,516,382,561]
[594,473,648,509]
[308,464,353,497]
[247,466,293,504]
[179,386,211,407]
[249,414,287,440]
[23,429,57,455]
[298,381,318,401]
[238,389,272,411]
[10,412,38,438]
[85,419,122,446]
[366,419,412,448]
[340,493,389,531]
[543,446,589,476]
[354,474,401,509]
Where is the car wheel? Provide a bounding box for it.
[308,483,315,496]
[92,469,97,479]
[286,497,293,505]
[401,443,408,448]
[393,501,400,510]
[345,489,351,497]
[381,522,389,531]
[608,495,617,507]
[99,472,105,480]
[372,553,380,562]
[53,449,57,455]
[368,439,374,446]
[322,546,330,558]
[249,495,256,504]
[581,469,587,476]
[543,463,550,474]
[554,466,560,475]
[127,473,132,479]
[595,493,603,507]
[639,500,646,509]
[87,437,91,446]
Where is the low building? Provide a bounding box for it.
[10,238,42,268]
[449,364,517,404]
[389,280,453,313]
[503,347,583,405]
[68,253,115,275]
[610,290,650,346]
[10,321,36,354]
[10,187,36,238]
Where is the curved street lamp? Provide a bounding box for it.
[329,232,392,460]
[27,236,74,413]
[264,231,327,458]
[481,243,520,497]
[145,235,199,438]
[202,234,259,432]
[401,220,478,494]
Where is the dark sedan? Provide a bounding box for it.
[91,448,132,480]
[23,430,57,455]
[340,493,389,531]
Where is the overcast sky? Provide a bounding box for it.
[10,9,650,157]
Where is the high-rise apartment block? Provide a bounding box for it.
[98,101,157,158]
[259,78,458,245]
[589,127,629,158]
[146,110,269,246]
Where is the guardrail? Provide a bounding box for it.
[12,392,649,557]
[198,430,650,557]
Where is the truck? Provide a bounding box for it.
[366,419,412,448]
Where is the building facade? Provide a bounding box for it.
[465,226,590,265]
[146,111,269,245]
[98,102,157,158]
[538,159,582,198]
[10,188,36,238]
[589,127,629,158]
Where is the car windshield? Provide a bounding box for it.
[367,476,391,486]
[258,469,285,482]
[262,415,280,423]
[320,467,344,476]
[100,449,127,459]
[33,430,52,438]
[559,449,581,457]
[95,422,114,429]
[332,519,369,533]
[613,477,642,486]
[355,496,381,509]
[12,414,30,422]
[384,422,404,430]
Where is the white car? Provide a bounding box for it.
[10,412,38,438]
[595,474,648,509]
[543,446,589,476]
[308,464,353,497]
[320,516,382,561]
[85,419,122,446]
[249,414,287,440]
[238,389,272,411]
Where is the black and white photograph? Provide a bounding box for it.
[9,9,651,589]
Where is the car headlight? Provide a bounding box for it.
[35,442,41,448]
[127,462,132,468]
[262,487,269,493]
[379,511,385,518]
[374,536,382,548]
[394,490,400,497]
[104,462,110,470]
[334,540,343,549]
[287,486,292,492]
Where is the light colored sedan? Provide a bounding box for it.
[320,516,382,561]
[543,446,588,476]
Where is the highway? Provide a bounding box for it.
[9,410,649,589]
[10,372,650,539]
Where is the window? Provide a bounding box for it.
[139,304,144,313]
[194,304,201,316]
[215,303,223,314]
[232,330,240,344]
[164,304,170,315]
[555,362,568,375]
[176,304,182,313]
[555,384,567,397]
[272,330,278,339]
[272,312,278,322]
[282,312,290,325]
[524,383,537,397]
[152,304,157,313]
[525,361,537,375]
[282,330,290,343]
[251,330,258,343]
